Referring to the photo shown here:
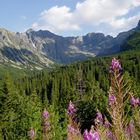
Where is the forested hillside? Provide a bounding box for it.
[0,49,140,139]
[121,28,140,51]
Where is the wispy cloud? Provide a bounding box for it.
[32,0,140,36]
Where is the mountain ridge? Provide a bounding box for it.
[0,20,140,69]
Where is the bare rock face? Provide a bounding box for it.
[0,20,139,68]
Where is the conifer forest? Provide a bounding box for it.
[1,51,140,140]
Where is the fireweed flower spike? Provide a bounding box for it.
[67,125,75,133]
[125,120,135,136]
[109,94,116,106]
[130,96,140,106]
[42,109,50,138]
[95,111,103,125]
[90,131,100,140]
[67,124,79,134]
[104,120,110,128]
[67,101,80,140]
[130,96,136,106]
[83,129,91,140]
[67,101,76,116]
[44,122,50,128]
[108,58,128,140]
[106,130,116,140]
[109,58,122,81]
[83,130,100,140]
[29,128,35,140]
[110,58,122,73]
[42,109,49,119]
[135,97,140,105]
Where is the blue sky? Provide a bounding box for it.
[0,0,140,36]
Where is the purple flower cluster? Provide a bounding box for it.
[83,129,100,140]
[42,109,50,134]
[42,110,49,119]
[67,101,76,115]
[125,120,134,136]
[110,58,122,73]
[130,96,140,106]
[106,130,116,140]
[109,94,116,106]
[104,120,110,128]
[44,122,50,127]
[28,128,35,139]
[67,125,79,134]
[95,111,103,124]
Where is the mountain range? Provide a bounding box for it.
[0,20,140,69]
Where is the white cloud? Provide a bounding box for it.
[32,6,80,33]
[74,0,139,24]
[107,12,140,36]
[32,0,140,35]
[110,12,140,29]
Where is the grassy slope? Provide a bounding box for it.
[0,63,35,79]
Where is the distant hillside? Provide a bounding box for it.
[121,27,140,51]
[0,20,139,70]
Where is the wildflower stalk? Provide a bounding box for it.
[131,106,140,138]
[108,58,127,140]
[42,109,50,140]
[95,58,140,139]
[28,128,35,140]
[67,101,82,140]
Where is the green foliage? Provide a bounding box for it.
[0,64,32,79]
[0,46,140,139]
[121,29,140,51]
[48,105,67,140]
[0,77,42,139]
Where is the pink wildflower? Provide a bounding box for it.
[110,58,122,73]
[109,94,116,106]
[28,128,35,139]
[42,110,49,119]
[67,101,76,115]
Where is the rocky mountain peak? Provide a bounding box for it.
[26,28,34,33]
[26,29,60,39]
[0,20,140,69]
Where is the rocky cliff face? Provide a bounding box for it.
[0,28,53,69]
[0,20,139,69]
